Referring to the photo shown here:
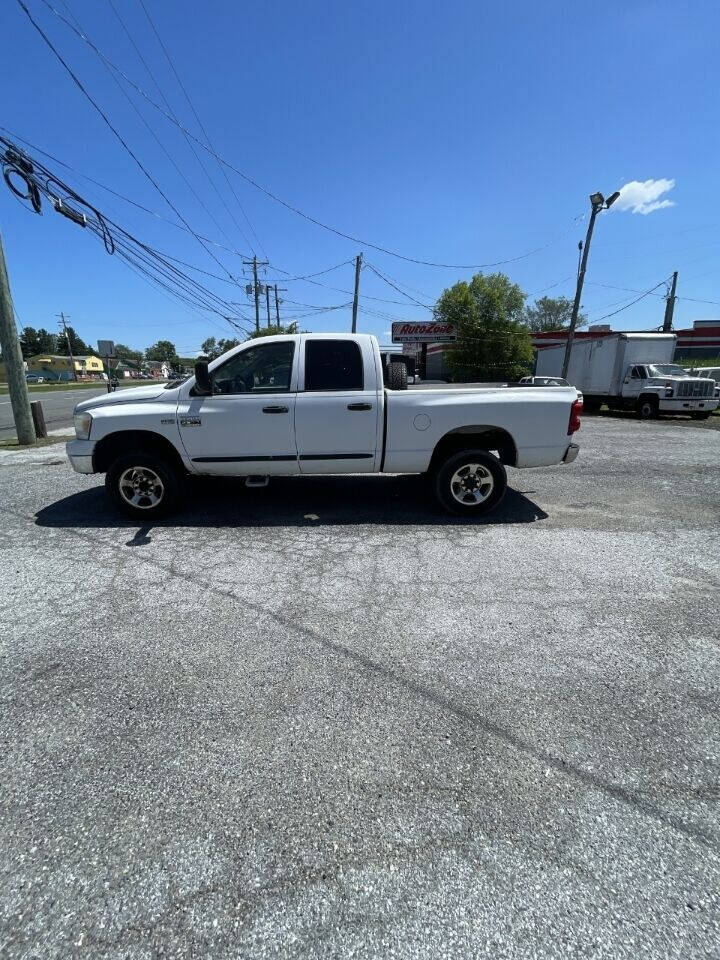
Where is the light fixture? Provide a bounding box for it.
[589,192,605,207]
[605,190,621,208]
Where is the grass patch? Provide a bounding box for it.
[0,434,74,450]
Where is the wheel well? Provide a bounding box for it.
[93,430,186,475]
[429,425,517,471]
[639,393,659,406]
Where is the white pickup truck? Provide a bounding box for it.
[67,333,582,519]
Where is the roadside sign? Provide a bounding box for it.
[391,321,456,344]
[97,339,115,357]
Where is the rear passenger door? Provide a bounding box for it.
[295,337,380,473]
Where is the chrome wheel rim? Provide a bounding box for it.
[450,463,494,505]
[118,466,164,509]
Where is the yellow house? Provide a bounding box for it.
[26,354,106,381]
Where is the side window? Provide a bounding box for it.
[631,366,644,379]
[212,342,295,395]
[305,340,364,391]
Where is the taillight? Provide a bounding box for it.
[568,399,582,435]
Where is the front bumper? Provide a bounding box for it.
[562,443,580,464]
[66,438,96,474]
[660,397,719,413]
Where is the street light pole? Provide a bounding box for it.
[561,190,620,380]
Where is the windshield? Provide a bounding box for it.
[647,364,690,378]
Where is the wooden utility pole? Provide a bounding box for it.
[0,233,35,444]
[662,271,678,332]
[265,283,271,329]
[273,284,287,325]
[252,258,260,332]
[56,312,77,381]
[351,253,363,333]
[243,256,269,333]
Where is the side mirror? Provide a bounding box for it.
[194,360,212,395]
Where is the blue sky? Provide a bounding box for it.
[1,0,718,355]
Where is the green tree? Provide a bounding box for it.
[114,343,143,366]
[20,327,43,359]
[248,322,299,340]
[200,336,241,359]
[436,273,532,381]
[55,326,90,356]
[34,328,58,355]
[200,336,219,359]
[145,340,179,363]
[523,295,587,333]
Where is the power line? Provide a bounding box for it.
[266,260,353,282]
[0,125,253,259]
[364,262,434,309]
[33,0,585,270]
[0,127,428,316]
[0,135,257,337]
[134,0,265,257]
[60,0,243,273]
[588,280,666,299]
[528,276,575,297]
[16,0,240,283]
[590,280,671,323]
[104,0,255,254]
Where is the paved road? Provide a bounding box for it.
[1,417,719,959]
[0,384,157,440]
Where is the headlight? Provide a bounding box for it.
[74,411,93,440]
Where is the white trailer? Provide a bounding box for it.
[535,332,718,419]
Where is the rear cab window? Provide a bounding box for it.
[304,340,364,391]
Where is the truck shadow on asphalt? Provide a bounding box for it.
[35,474,548,531]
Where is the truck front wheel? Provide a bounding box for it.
[637,396,659,420]
[434,449,507,517]
[106,452,182,519]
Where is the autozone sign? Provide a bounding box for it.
[391,321,457,343]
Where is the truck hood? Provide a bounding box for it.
[75,384,168,413]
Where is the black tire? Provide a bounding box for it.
[637,396,659,420]
[386,361,408,390]
[582,398,602,414]
[433,449,507,517]
[105,452,182,519]
[691,412,712,420]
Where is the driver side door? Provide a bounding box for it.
[176,339,299,475]
[622,365,645,399]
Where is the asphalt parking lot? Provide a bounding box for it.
[1,416,719,959]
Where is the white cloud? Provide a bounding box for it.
[613,178,676,215]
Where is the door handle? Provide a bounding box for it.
[262,405,289,413]
[347,402,372,411]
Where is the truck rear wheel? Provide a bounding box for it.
[434,449,507,517]
[106,452,182,519]
[637,396,659,419]
[691,412,712,420]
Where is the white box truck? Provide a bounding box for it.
[536,332,719,419]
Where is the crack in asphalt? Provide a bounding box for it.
[4,502,719,857]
